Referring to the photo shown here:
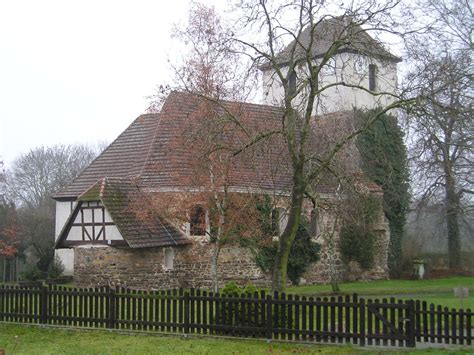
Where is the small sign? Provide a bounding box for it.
[454,286,469,309]
[454,287,469,298]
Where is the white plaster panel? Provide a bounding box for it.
[105,225,124,240]
[56,248,74,275]
[55,201,73,240]
[262,52,398,114]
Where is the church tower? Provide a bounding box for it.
[260,17,401,114]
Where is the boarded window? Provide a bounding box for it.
[190,205,206,236]
[164,248,174,269]
[369,64,377,91]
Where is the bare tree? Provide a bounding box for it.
[6,144,100,269]
[7,144,99,211]
[147,4,269,292]
[230,0,413,290]
[405,0,473,269]
[151,0,415,291]
[147,2,256,112]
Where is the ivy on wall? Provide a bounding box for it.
[252,196,320,285]
[339,194,380,270]
[355,109,410,276]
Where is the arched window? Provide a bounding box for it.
[369,64,377,91]
[271,208,288,236]
[190,205,206,236]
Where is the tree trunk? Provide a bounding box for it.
[445,175,461,269]
[327,239,340,292]
[272,167,305,291]
[210,242,221,293]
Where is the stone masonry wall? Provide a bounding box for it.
[74,196,390,289]
[301,198,390,285]
[74,241,271,290]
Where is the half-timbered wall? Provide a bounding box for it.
[66,201,123,243]
[55,200,125,275]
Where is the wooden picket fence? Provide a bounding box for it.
[0,284,472,348]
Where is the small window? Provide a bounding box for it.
[288,71,296,96]
[164,248,174,269]
[369,64,377,91]
[354,56,367,75]
[190,205,206,236]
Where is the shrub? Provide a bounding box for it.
[36,253,54,273]
[255,218,320,285]
[19,265,45,281]
[220,281,241,297]
[339,224,376,270]
[47,255,65,279]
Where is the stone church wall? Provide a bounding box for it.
[73,193,390,289]
[74,241,271,290]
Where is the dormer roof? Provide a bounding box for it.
[55,177,190,249]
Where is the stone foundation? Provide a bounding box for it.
[74,241,271,290]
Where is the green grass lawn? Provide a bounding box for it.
[0,324,472,354]
[287,276,474,309]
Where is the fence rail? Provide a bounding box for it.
[0,284,472,348]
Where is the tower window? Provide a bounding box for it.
[288,71,296,96]
[354,56,367,74]
[369,64,377,91]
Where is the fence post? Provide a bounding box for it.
[0,286,4,321]
[407,300,416,347]
[108,287,115,329]
[184,292,190,335]
[40,286,48,324]
[359,298,366,346]
[266,294,272,341]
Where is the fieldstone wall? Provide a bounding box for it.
[73,195,390,289]
[74,241,271,290]
[301,199,390,284]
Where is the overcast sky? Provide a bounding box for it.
[0,0,407,168]
[0,0,224,166]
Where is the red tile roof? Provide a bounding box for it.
[54,91,370,200]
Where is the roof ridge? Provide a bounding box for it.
[169,90,284,112]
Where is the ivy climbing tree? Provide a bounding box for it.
[356,109,410,277]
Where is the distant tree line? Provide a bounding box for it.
[1,144,103,279]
